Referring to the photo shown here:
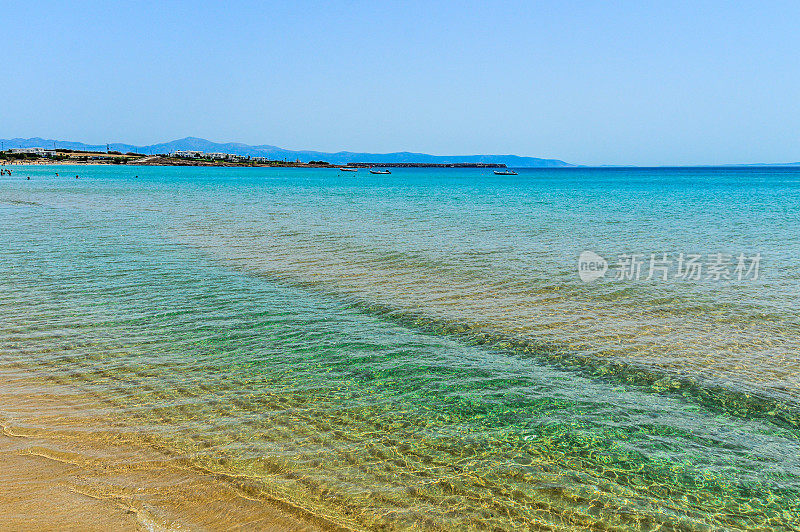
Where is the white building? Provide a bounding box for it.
[173,150,204,158]
[215,153,248,161]
[171,150,249,161]
[10,147,56,157]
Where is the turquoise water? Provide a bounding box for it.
[1,165,799,529]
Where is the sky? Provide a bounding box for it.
[1,0,799,166]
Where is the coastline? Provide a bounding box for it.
[0,158,334,168]
[1,158,507,169]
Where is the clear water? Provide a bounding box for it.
[1,165,799,530]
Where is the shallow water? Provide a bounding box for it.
[1,165,799,529]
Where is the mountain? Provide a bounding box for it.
[0,137,574,167]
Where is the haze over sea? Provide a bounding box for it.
[1,165,799,530]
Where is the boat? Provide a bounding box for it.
[339,167,358,172]
[369,169,391,174]
[493,169,518,175]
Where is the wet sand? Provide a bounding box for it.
[0,377,330,531]
[0,432,142,531]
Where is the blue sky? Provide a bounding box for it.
[2,1,798,165]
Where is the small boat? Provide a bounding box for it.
[339,167,358,172]
[369,169,391,174]
[493,170,518,175]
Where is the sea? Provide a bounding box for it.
[1,165,799,530]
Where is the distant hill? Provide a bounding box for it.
[0,136,574,167]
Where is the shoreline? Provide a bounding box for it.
[0,375,335,531]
